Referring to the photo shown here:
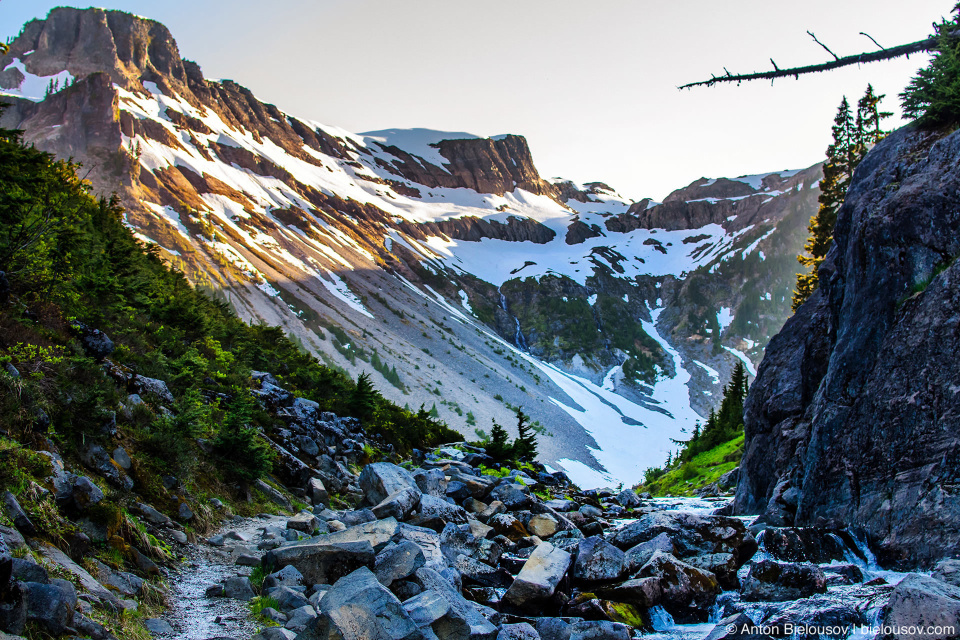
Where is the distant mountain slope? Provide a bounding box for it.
[0,7,821,488]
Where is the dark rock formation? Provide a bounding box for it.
[735,125,960,568]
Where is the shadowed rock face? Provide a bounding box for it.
[735,125,960,568]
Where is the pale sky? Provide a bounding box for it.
[0,0,947,200]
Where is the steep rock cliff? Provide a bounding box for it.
[735,125,960,568]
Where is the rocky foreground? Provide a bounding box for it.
[3,369,960,640]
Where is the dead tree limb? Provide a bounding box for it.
[679,32,945,90]
[807,31,840,60]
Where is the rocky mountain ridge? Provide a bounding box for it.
[0,7,820,488]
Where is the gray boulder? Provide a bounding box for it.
[503,542,572,608]
[24,579,75,635]
[360,462,420,506]
[623,532,676,574]
[263,540,375,585]
[489,483,532,510]
[144,618,175,635]
[302,566,422,640]
[684,552,739,590]
[610,511,755,565]
[415,567,498,640]
[568,621,630,640]
[933,559,960,588]
[133,375,174,404]
[739,560,827,602]
[883,573,960,640]
[498,623,540,640]
[374,540,426,587]
[413,468,447,497]
[372,488,422,521]
[409,495,468,532]
[595,577,662,609]
[323,517,402,552]
[703,613,775,640]
[614,489,641,509]
[222,576,255,601]
[307,478,329,507]
[637,551,720,623]
[572,536,624,583]
[1,492,36,537]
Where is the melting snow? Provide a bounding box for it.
[0,58,74,102]
[723,345,757,376]
[693,360,721,383]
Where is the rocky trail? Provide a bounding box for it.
[156,515,286,640]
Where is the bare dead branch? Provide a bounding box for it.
[860,32,884,50]
[679,33,942,90]
[807,31,840,60]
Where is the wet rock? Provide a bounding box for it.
[1,493,36,537]
[595,577,662,608]
[303,566,421,640]
[498,622,540,640]
[415,566,499,639]
[263,540,375,584]
[823,563,864,586]
[883,573,960,639]
[409,494,468,531]
[684,552,739,590]
[637,551,720,623]
[359,462,420,506]
[372,487,422,521]
[222,576,255,601]
[24,579,75,635]
[704,613,774,640]
[568,620,630,640]
[933,559,960,589]
[503,542,572,608]
[615,489,641,509]
[760,527,849,564]
[739,559,827,602]
[572,536,625,583]
[623,532,676,574]
[374,540,426,587]
[610,511,755,566]
[717,467,739,492]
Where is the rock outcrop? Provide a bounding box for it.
[734,124,960,567]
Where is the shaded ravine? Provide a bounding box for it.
[158,514,286,640]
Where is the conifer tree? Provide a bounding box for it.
[350,372,379,421]
[793,89,889,310]
[901,5,960,127]
[485,419,513,462]
[512,407,538,460]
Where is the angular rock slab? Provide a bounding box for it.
[262,540,375,585]
[503,542,572,608]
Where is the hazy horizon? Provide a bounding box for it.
[0,0,947,200]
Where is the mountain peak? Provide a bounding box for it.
[5,7,189,96]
